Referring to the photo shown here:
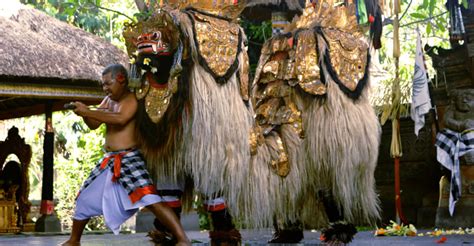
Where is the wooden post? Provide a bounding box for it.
[35,101,61,232]
[41,102,54,214]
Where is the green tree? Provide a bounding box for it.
[19,0,138,50]
[1,111,106,230]
[373,0,451,119]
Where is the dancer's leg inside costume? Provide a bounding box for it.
[320,191,357,244]
[150,189,183,244]
[268,218,304,243]
[204,196,241,245]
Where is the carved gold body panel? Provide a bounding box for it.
[239,49,250,101]
[191,12,240,77]
[324,28,368,91]
[143,85,173,123]
[293,30,326,95]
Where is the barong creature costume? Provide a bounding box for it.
[123,1,250,244]
[74,149,162,234]
[247,1,383,242]
[123,0,382,243]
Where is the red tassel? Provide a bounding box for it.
[369,14,375,23]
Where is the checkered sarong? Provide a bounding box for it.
[435,128,474,215]
[78,148,157,203]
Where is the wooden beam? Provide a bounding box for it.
[0,83,104,100]
[0,99,100,120]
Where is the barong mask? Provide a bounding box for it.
[123,9,182,123]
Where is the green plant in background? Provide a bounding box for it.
[240,19,272,76]
[19,0,138,50]
[373,0,451,120]
[1,111,107,231]
[53,111,106,231]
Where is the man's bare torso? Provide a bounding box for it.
[103,93,138,151]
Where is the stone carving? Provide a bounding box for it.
[444,89,474,132]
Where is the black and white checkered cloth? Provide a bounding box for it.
[78,148,155,203]
[435,128,474,215]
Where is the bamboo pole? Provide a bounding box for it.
[391,0,408,225]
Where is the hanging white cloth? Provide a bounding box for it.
[411,31,432,136]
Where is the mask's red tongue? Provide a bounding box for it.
[146,72,167,89]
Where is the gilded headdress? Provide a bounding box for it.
[160,0,247,20]
[296,0,361,35]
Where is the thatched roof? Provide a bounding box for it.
[0,1,128,120]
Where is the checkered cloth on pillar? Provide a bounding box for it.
[77,148,157,204]
[435,128,474,215]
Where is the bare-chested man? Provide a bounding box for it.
[61,64,190,246]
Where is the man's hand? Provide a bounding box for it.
[72,101,90,117]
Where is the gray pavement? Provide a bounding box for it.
[0,230,473,245]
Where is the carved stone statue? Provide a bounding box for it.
[0,126,33,231]
[444,89,474,132]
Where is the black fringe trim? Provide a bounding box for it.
[315,27,370,101]
[185,10,242,85]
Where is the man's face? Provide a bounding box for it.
[101,73,123,100]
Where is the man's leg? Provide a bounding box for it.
[61,168,108,245]
[146,202,190,246]
[60,219,89,245]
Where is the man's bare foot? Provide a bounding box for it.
[58,239,80,246]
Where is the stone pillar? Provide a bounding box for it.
[35,102,61,232]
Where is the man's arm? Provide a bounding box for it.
[81,98,109,130]
[73,94,137,126]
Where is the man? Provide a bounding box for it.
[61,64,190,246]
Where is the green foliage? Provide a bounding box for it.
[54,111,106,231]
[240,19,272,76]
[19,0,138,50]
[244,20,272,43]
[1,111,106,231]
[372,0,450,119]
[193,196,211,230]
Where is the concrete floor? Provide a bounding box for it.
[0,229,473,245]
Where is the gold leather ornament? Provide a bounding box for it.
[293,30,326,95]
[135,79,150,100]
[296,0,361,35]
[239,48,250,101]
[269,133,290,177]
[191,12,241,77]
[324,28,368,91]
[144,84,174,123]
[160,0,247,20]
[249,126,265,156]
